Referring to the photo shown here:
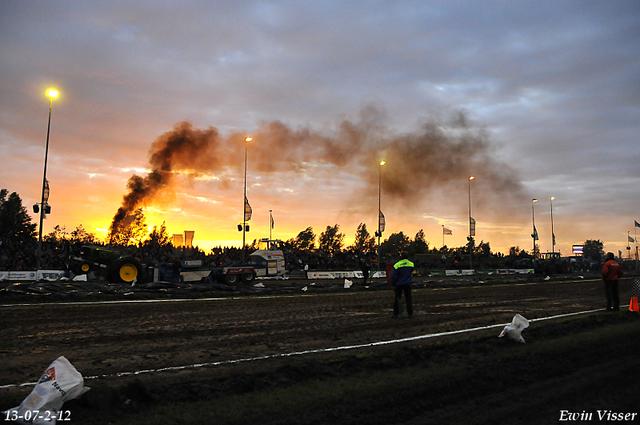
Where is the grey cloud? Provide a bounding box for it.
[1,0,638,252]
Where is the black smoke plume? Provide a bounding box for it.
[109,107,524,241]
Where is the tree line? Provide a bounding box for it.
[1,188,606,271]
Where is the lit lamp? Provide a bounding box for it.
[36,88,59,269]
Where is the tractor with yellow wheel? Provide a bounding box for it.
[70,245,146,284]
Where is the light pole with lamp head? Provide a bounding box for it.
[37,88,59,269]
[376,160,385,271]
[242,136,252,264]
[550,196,555,255]
[531,198,538,257]
[468,176,475,269]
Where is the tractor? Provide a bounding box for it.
[69,245,146,284]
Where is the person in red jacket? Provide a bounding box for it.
[602,252,623,311]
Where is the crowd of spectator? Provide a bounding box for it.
[0,240,35,270]
[1,237,374,273]
[1,237,633,276]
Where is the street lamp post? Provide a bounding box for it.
[531,198,538,257]
[242,136,252,263]
[376,160,386,271]
[550,196,555,255]
[37,88,59,269]
[468,176,474,269]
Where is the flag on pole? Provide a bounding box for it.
[443,227,453,236]
[470,217,476,237]
[553,233,556,245]
[270,211,275,229]
[43,180,50,203]
[635,220,640,228]
[629,235,635,243]
[244,196,252,221]
[532,226,539,241]
[379,211,386,233]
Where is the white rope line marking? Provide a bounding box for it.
[0,308,604,389]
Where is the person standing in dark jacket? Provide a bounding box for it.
[361,259,370,285]
[391,252,414,318]
[602,252,623,311]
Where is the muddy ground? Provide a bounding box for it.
[1,274,639,424]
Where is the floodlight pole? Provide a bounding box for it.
[377,160,385,271]
[550,197,555,255]
[531,198,538,258]
[37,90,57,269]
[468,176,474,270]
[242,137,251,263]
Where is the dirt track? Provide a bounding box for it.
[1,276,638,424]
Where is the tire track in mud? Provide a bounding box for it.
[0,278,630,388]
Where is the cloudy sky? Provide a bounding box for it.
[1,0,638,257]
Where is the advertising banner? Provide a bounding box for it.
[1,271,39,281]
[37,270,66,281]
[305,270,393,280]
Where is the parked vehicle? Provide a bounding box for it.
[69,245,146,284]
[195,239,287,284]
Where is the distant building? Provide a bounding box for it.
[173,231,195,248]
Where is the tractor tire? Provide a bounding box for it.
[224,273,239,285]
[241,272,256,284]
[110,257,144,284]
[73,262,91,275]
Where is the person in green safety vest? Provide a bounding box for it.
[391,251,414,318]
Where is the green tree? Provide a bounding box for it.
[70,225,97,245]
[109,207,148,246]
[532,243,540,258]
[410,229,429,254]
[381,232,411,257]
[350,223,375,254]
[45,224,69,243]
[289,226,316,251]
[109,227,130,246]
[146,221,172,248]
[129,208,148,246]
[246,239,259,252]
[582,239,604,261]
[474,240,491,256]
[45,224,96,245]
[319,224,344,256]
[0,189,36,244]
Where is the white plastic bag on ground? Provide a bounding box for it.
[499,314,530,343]
[344,279,353,289]
[3,356,89,424]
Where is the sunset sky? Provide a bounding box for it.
[1,1,639,257]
